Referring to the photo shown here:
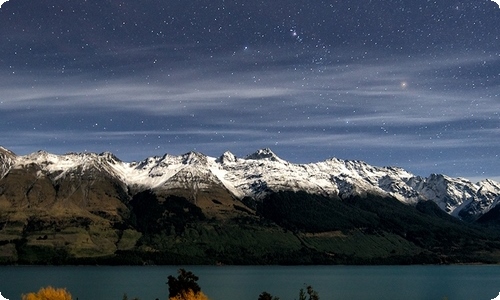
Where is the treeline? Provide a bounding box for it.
[17,268,456,300]
[18,269,319,300]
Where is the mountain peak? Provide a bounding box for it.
[0,146,17,179]
[181,151,208,165]
[25,149,57,161]
[0,146,16,157]
[99,151,121,163]
[217,151,237,164]
[245,148,283,162]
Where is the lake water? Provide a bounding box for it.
[1,265,500,300]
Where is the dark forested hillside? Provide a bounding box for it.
[258,191,500,264]
[3,186,500,265]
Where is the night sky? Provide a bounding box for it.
[0,0,499,182]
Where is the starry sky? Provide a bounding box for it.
[0,0,499,182]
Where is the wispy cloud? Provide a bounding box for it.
[1,48,499,180]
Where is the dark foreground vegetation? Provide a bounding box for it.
[20,268,457,300]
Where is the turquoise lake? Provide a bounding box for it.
[1,265,500,300]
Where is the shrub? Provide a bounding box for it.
[169,289,209,300]
[22,286,72,300]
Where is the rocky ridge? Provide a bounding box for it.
[1,146,499,221]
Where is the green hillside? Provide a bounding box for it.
[2,190,500,265]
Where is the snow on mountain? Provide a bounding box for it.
[0,146,16,179]
[405,174,500,219]
[1,146,499,220]
[13,150,122,182]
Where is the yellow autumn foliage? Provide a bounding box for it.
[169,289,210,300]
[22,286,72,300]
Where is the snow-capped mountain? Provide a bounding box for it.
[0,146,16,179]
[1,146,499,221]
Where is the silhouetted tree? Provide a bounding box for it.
[167,269,202,298]
[299,288,306,300]
[257,291,280,300]
[122,294,140,300]
[299,285,319,300]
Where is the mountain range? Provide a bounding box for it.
[1,146,500,265]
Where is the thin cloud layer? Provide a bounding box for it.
[0,0,499,181]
